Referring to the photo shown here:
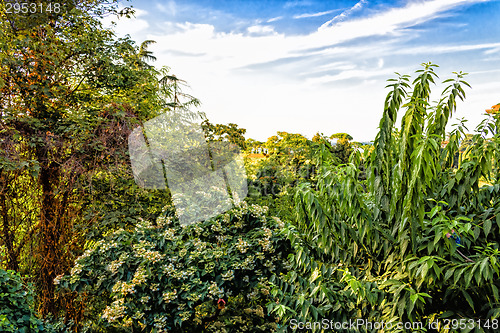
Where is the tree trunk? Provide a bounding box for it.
[0,173,20,271]
[37,157,61,315]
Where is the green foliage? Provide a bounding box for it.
[0,0,194,317]
[202,120,247,149]
[264,132,317,184]
[312,132,354,164]
[330,133,353,141]
[60,201,290,332]
[265,132,310,160]
[3,0,499,328]
[81,168,172,241]
[245,133,318,222]
[0,269,45,332]
[331,135,354,164]
[270,63,500,332]
[245,138,265,151]
[246,158,294,198]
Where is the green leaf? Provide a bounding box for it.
[430,205,440,218]
[480,257,490,280]
[473,226,481,241]
[461,290,475,311]
[492,283,499,302]
[484,219,492,238]
[421,263,429,279]
[397,297,406,317]
[444,267,455,281]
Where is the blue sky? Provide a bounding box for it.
[105,0,500,142]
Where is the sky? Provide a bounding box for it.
[103,0,500,142]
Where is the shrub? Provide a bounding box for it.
[0,269,46,332]
[59,201,290,332]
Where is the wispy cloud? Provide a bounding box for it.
[293,9,343,19]
[143,0,495,81]
[134,0,493,72]
[283,0,313,9]
[304,67,395,85]
[320,0,367,29]
[393,42,500,55]
[156,1,176,15]
[484,46,500,55]
[298,61,357,76]
[267,16,283,23]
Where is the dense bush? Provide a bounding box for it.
[0,269,45,332]
[59,201,291,332]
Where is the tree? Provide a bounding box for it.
[202,120,247,149]
[330,132,353,141]
[331,134,353,164]
[0,0,165,317]
[270,63,500,330]
[312,132,354,164]
[244,138,264,152]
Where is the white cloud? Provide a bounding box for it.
[156,1,177,15]
[320,0,367,28]
[298,61,357,76]
[147,0,492,72]
[320,0,488,32]
[304,67,395,85]
[267,16,283,23]
[293,9,341,19]
[107,0,497,141]
[393,42,500,55]
[484,46,500,55]
[247,25,277,35]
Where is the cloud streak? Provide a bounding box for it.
[319,0,367,29]
[293,9,343,19]
[267,16,283,23]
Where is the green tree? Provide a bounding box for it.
[0,0,168,317]
[270,63,500,331]
[244,138,264,152]
[202,120,247,149]
[330,132,353,141]
[312,132,354,164]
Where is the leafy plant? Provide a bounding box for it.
[60,201,291,332]
[270,63,500,332]
[0,269,45,332]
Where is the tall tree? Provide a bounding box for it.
[271,64,500,329]
[0,0,164,316]
[201,120,247,149]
